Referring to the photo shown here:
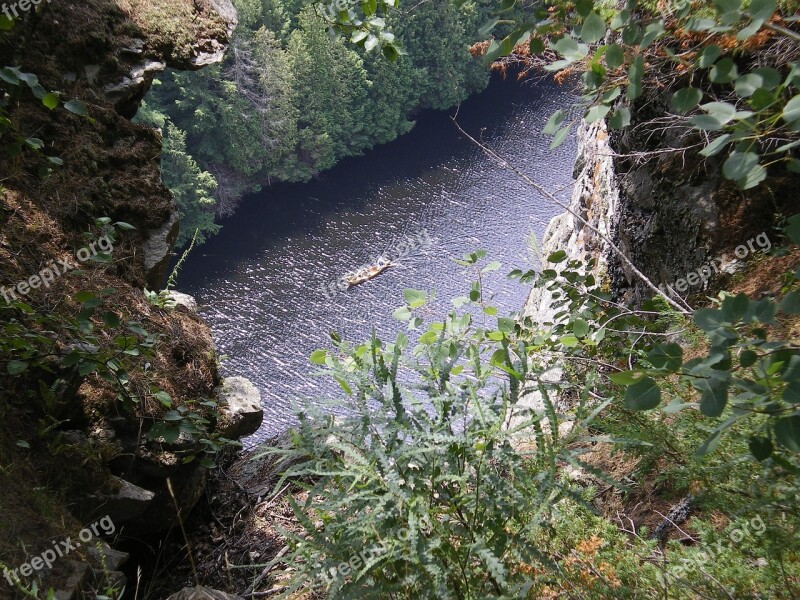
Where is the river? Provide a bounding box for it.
[178,74,578,444]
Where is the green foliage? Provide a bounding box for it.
[263,255,609,599]
[1,220,233,468]
[480,0,800,188]
[140,0,491,246]
[259,238,800,597]
[0,62,89,170]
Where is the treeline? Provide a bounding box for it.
[137,0,497,247]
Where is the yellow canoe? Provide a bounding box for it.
[344,260,392,288]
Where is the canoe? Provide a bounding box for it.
[344,260,392,288]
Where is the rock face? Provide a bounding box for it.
[524,119,618,326]
[0,0,242,597]
[217,377,265,439]
[168,291,200,312]
[521,95,797,426]
[143,212,181,289]
[527,92,797,323]
[79,476,156,525]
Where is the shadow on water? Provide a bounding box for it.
[178,73,579,443]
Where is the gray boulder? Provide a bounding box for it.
[167,291,198,312]
[216,377,263,439]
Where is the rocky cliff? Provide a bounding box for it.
[0,2,263,598]
[527,93,799,323]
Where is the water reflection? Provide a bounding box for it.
[179,75,578,443]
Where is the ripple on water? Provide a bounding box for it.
[179,75,579,445]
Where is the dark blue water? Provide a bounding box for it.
[178,74,578,442]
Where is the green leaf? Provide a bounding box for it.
[575,0,593,17]
[114,221,136,231]
[608,106,631,129]
[783,95,800,124]
[609,370,645,385]
[335,376,352,395]
[781,289,800,314]
[786,214,800,244]
[710,58,738,83]
[529,37,545,54]
[739,349,758,367]
[698,45,721,68]
[627,55,643,100]
[622,22,640,44]
[697,376,730,417]
[487,27,530,60]
[694,308,726,331]
[671,87,703,113]
[625,377,661,410]
[481,261,501,274]
[648,343,683,372]
[102,312,121,327]
[749,435,773,460]
[310,350,328,365]
[640,20,665,47]
[713,0,741,14]
[7,360,28,374]
[775,416,800,451]
[547,250,567,263]
[748,0,775,21]
[364,35,379,52]
[42,92,59,110]
[721,292,749,321]
[699,134,731,157]
[559,334,579,348]
[550,125,572,148]
[64,99,88,116]
[47,156,64,166]
[403,288,426,307]
[723,150,759,180]
[362,0,377,16]
[542,110,566,135]
[605,44,623,68]
[75,290,97,304]
[553,36,588,61]
[581,11,606,43]
[154,391,173,407]
[585,104,610,123]
[700,101,736,123]
[752,67,781,89]
[740,163,767,189]
[0,15,14,30]
[734,73,763,97]
[0,67,20,85]
[25,138,44,150]
[696,429,723,456]
[393,306,411,321]
[572,318,590,338]
[382,43,400,62]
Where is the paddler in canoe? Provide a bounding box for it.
[344,257,392,288]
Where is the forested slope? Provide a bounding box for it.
[139,0,502,246]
